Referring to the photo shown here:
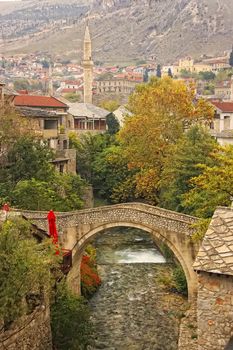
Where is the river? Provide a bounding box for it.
[88,228,188,350]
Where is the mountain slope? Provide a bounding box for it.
[1,0,233,64]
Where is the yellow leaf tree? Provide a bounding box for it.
[118,77,214,204]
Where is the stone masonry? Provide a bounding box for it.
[13,202,199,301]
[194,207,233,350]
[0,305,52,350]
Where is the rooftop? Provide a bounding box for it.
[211,101,233,113]
[194,207,233,276]
[17,106,60,119]
[14,95,68,108]
[68,103,110,119]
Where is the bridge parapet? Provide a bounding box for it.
[12,203,198,237]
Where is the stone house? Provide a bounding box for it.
[13,94,76,174]
[96,74,142,95]
[68,102,110,134]
[209,101,233,145]
[193,207,233,350]
[215,80,232,101]
[113,105,132,128]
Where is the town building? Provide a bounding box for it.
[96,78,140,95]
[209,101,233,145]
[214,80,232,101]
[68,102,110,134]
[113,105,132,127]
[13,94,76,173]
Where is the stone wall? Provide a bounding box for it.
[0,306,52,350]
[197,271,233,350]
[178,303,198,350]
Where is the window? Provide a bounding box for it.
[59,164,64,173]
[44,120,58,130]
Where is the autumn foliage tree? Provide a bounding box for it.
[118,77,214,204]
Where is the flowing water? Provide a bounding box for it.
[88,228,187,350]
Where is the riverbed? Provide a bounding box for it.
[88,228,188,350]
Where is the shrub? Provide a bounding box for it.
[81,254,101,298]
[0,218,58,328]
[172,265,188,295]
[51,282,92,350]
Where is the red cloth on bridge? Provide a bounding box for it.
[47,210,58,245]
[2,203,10,212]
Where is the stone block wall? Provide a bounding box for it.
[0,306,52,350]
[197,271,233,350]
[178,303,198,350]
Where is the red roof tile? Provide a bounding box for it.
[14,95,68,108]
[211,101,233,113]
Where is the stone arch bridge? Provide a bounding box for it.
[16,202,199,301]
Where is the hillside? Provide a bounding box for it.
[1,0,233,64]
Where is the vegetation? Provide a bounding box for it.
[63,92,81,103]
[0,135,86,211]
[51,281,92,350]
[182,145,233,218]
[229,46,233,67]
[0,218,58,328]
[99,99,120,112]
[159,126,218,213]
[156,64,162,78]
[118,77,214,204]
[81,245,101,298]
[172,266,188,295]
[106,113,120,135]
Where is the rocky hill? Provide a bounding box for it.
[1,0,233,64]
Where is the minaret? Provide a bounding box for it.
[82,24,93,104]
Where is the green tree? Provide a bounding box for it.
[4,136,54,184]
[69,132,112,183]
[11,179,57,211]
[0,105,32,166]
[106,113,120,135]
[182,145,233,218]
[168,68,173,78]
[229,46,233,67]
[13,79,30,91]
[143,68,149,82]
[156,64,162,78]
[159,125,217,212]
[198,71,215,81]
[92,145,136,202]
[9,174,85,211]
[64,92,81,103]
[0,218,57,327]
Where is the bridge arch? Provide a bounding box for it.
[68,211,198,302]
[14,203,199,301]
[74,222,190,283]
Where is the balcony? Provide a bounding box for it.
[43,129,58,139]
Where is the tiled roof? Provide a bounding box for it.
[14,95,68,108]
[17,107,60,118]
[194,207,233,276]
[68,102,110,119]
[211,101,233,113]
